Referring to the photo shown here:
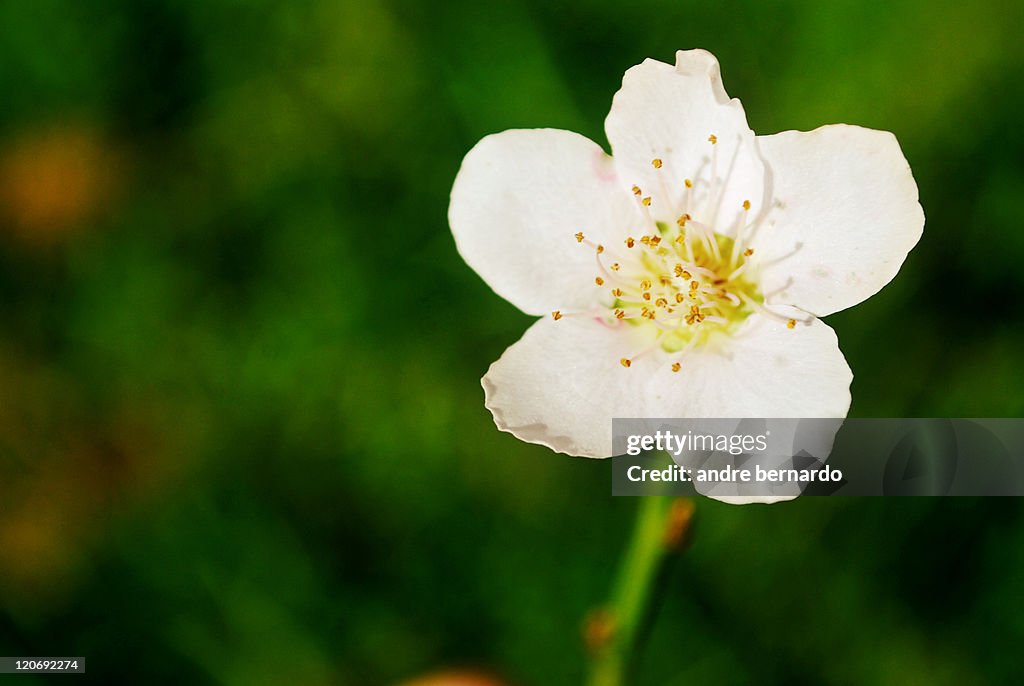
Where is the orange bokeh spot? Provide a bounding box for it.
[0,125,119,242]
[397,670,511,686]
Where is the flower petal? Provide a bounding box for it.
[752,125,925,317]
[449,129,638,316]
[604,50,766,234]
[482,316,655,458]
[643,307,852,419]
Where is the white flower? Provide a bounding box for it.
[449,49,924,459]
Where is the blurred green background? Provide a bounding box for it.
[1,0,1023,684]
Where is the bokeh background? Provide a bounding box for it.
[2,0,1024,684]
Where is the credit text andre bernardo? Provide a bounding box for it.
[624,430,843,484]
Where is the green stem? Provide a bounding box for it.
[586,496,693,686]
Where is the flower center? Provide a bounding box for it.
[552,154,799,373]
[613,219,761,349]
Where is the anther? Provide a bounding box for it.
[640,279,652,291]
[611,263,621,271]
[787,319,796,329]
[611,288,622,297]
[684,179,693,188]
[744,248,754,256]
[575,232,584,243]
[614,309,625,319]
[675,293,685,303]
[552,311,562,320]
[595,276,605,286]
[671,362,681,372]
[596,244,605,254]
[655,297,668,307]
[652,158,663,169]
[743,199,751,211]
[620,358,632,368]
[642,292,651,301]
[632,185,642,196]
[625,237,635,248]
[642,197,652,207]
[708,134,717,144]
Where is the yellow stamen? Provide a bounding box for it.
[787,319,796,329]
[597,244,604,254]
[575,232,584,243]
[671,362,681,373]
[642,197,652,207]
[595,276,604,286]
[742,199,751,211]
[625,237,635,248]
[744,248,754,256]
[684,179,693,188]
[652,158,663,169]
[552,311,562,320]
[620,358,632,368]
[632,185,642,196]
[708,134,717,144]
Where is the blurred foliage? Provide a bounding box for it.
[1,0,1023,684]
